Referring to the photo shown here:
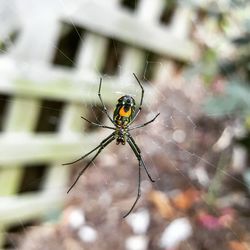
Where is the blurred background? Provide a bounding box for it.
[0,0,250,249]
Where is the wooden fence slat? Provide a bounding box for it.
[0,96,42,246]
[119,0,166,87]
[59,104,85,134]
[76,34,109,73]
[3,98,41,132]
[0,135,99,165]
[10,1,60,63]
[0,61,153,104]
[0,98,41,196]
[0,192,65,226]
[63,0,198,61]
[0,168,24,196]
[137,0,165,23]
[119,47,146,80]
[170,6,193,39]
[42,164,69,193]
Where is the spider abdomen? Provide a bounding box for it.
[113,95,136,126]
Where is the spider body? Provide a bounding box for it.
[113,95,135,145]
[63,73,160,218]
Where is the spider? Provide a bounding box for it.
[63,73,160,218]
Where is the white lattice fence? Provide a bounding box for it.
[0,0,198,247]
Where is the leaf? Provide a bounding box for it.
[148,190,175,219]
[172,188,200,211]
[228,240,249,250]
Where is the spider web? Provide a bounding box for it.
[0,0,249,250]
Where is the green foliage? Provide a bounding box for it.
[204,81,250,118]
[184,48,219,85]
[201,48,219,84]
[199,2,250,129]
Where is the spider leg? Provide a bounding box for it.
[133,73,144,108]
[129,73,144,125]
[122,135,155,217]
[123,161,141,218]
[129,113,160,131]
[98,78,116,125]
[127,135,155,182]
[81,116,115,130]
[63,132,115,166]
[67,133,116,193]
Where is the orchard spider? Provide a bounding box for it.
[63,73,160,217]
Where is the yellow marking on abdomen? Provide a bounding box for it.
[119,107,131,117]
